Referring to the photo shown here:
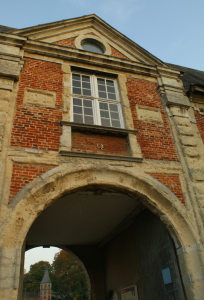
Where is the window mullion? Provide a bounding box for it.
[92,76,99,126]
[114,79,119,101]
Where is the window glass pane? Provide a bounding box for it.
[101,118,111,127]
[99,103,108,110]
[83,89,91,96]
[97,78,105,84]
[84,107,93,115]
[107,86,115,93]
[74,114,83,123]
[72,74,80,80]
[73,106,82,114]
[108,93,116,100]
[73,98,82,106]
[73,87,81,94]
[72,74,122,128]
[82,75,90,82]
[73,80,81,87]
[99,91,107,98]
[112,120,121,128]
[98,85,106,91]
[82,82,90,89]
[106,80,114,86]
[83,100,92,107]
[109,104,118,112]
[100,110,110,118]
[110,111,119,119]
[84,115,94,124]
[82,42,104,54]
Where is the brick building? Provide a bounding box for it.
[40,268,52,300]
[0,14,204,300]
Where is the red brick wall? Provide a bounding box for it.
[126,78,178,161]
[72,131,127,156]
[110,46,129,59]
[53,34,129,60]
[194,109,204,144]
[9,163,54,203]
[53,37,76,47]
[149,173,185,205]
[10,58,63,151]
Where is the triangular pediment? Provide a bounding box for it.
[11,15,166,66]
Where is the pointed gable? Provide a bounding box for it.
[11,14,167,66]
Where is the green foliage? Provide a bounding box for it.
[52,250,88,300]
[23,261,52,292]
[23,250,88,300]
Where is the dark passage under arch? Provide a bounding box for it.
[23,188,186,300]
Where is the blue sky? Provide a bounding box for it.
[1,0,204,71]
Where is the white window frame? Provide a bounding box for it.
[71,72,124,128]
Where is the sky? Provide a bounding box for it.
[25,247,60,273]
[1,0,204,71]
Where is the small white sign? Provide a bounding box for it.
[121,285,138,300]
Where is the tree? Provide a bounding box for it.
[23,261,52,292]
[52,250,88,300]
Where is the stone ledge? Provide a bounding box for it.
[60,121,137,136]
[0,52,22,61]
[59,150,143,162]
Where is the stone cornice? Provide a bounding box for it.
[0,32,182,81]
[0,52,22,62]
[20,40,181,79]
[0,32,27,47]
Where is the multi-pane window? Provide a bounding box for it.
[71,73,123,128]
[72,74,91,96]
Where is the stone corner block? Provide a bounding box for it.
[180,136,197,146]
[0,112,7,125]
[177,126,194,136]
[170,106,189,118]
[61,64,71,73]
[60,126,72,149]
[189,169,204,181]
[0,137,3,150]
[0,125,5,136]
[128,133,142,158]
[166,91,190,108]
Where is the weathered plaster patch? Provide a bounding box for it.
[136,105,163,123]
[23,88,56,108]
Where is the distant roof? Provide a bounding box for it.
[41,268,51,284]
[167,63,204,90]
[0,25,16,33]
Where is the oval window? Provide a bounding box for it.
[81,40,104,54]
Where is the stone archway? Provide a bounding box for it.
[0,163,204,300]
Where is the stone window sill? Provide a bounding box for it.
[59,150,143,162]
[60,121,137,137]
